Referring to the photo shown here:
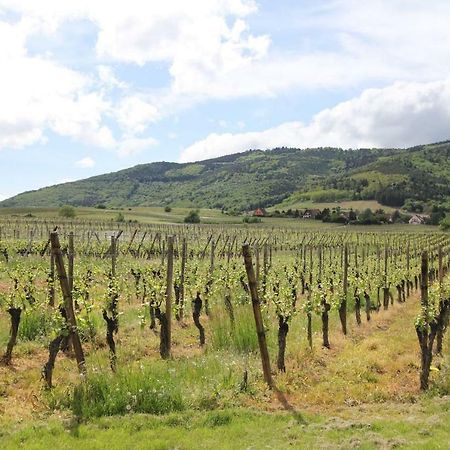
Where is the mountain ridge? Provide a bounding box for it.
[2,142,450,212]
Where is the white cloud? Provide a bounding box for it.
[0,193,8,201]
[2,0,450,161]
[180,79,450,162]
[75,157,95,168]
[2,1,450,105]
[114,96,159,135]
[0,19,115,150]
[117,136,159,158]
[0,0,271,101]
[97,65,128,90]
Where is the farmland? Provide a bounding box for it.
[0,213,449,449]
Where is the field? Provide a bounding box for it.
[0,212,449,449]
[0,205,438,231]
[270,199,396,214]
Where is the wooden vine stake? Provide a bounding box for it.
[160,235,174,359]
[68,232,74,292]
[339,244,348,335]
[176,238,187,321]
[242,244,273,388]
[47,232,86,382]
[49,252,55,307]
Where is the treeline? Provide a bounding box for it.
[271,207,447,226]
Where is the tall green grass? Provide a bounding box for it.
[19,309,53,341]
[72,369,186,417]
[58,352,256,419]
[210,305,258,353]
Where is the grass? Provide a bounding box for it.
[210,305,259,353]
[0,206,244,225]
[19,308,54,342]
[1,400,449,449]
[52,352,257,419]
[0,205,439,232]
[271,199,397,213]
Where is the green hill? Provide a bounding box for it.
[2,142,450,212]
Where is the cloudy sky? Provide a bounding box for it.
[1,0,450,200]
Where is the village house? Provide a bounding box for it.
[408,214,426,225]
[252,208,266,217]
[302,208,321,219]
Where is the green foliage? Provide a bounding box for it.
[164,206,172,212]
[242,216,261,223]
[440,213,450,230]
[115,212,125,222]
[184,210,200,223]
[291,188,351,203]
[58,205,76,218]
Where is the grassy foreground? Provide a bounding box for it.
[1,399,449,450]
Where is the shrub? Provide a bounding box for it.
[59,205,76,218]
[243,216,261,223]
[164,206,172,213]
[184,210,200,223]
[440,213,450,230]
[116,212,125,222]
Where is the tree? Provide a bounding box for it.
[391,210,401,223]
[440,213,450,230]
[59,205,76,218]
[164,206,172,213]
[348,209,357,221]
[184,210,200,224]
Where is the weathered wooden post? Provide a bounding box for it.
[242,244,273,388]
[68,232,74,293]
[177,238,187,321]
[406,241,411,298]
[161,236,174,359]
[111,235,117,277]
[383,246,389,310]
[50,232,86,375]
[339,245,348,335]
[49,252,55,307]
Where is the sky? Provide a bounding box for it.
[1,0,450,200]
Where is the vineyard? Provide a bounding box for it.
[0,217,449,448]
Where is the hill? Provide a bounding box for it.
[2,142,450,212]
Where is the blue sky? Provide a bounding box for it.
[1,0,450,200]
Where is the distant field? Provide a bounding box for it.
[0,206,240,225]
[0,206,439,232]
[271,199,396,213]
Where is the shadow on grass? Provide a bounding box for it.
[273,385,306,425]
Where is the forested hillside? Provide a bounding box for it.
[2,142,449,212]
